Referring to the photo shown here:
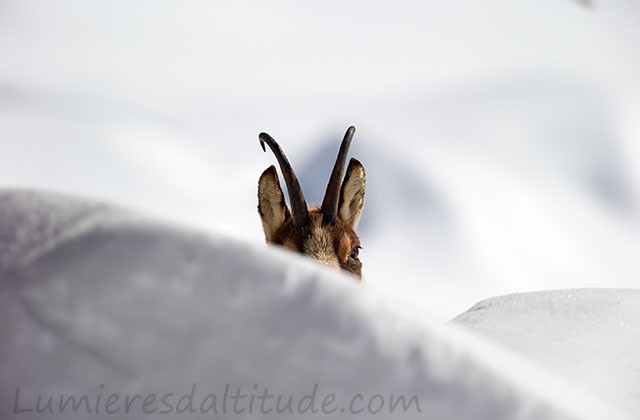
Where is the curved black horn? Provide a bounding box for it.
[259,132,309,227]
[321,126,355,224]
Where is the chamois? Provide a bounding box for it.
[258,126,366,279]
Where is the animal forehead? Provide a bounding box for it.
[277,210,359,252]
[304,212,358,247]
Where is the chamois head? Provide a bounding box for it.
[258,126,366,279]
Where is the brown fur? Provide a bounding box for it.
[267,209,363,277]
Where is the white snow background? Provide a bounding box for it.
[1,1,640,419]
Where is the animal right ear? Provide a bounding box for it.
[338,158,366,229]
[258,166,290,241]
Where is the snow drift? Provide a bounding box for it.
[0,189,631,420]
[454,289,640,416]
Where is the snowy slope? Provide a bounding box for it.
[0,189,628,420]
[454,289,640,416]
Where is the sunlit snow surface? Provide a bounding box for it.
[0,190,632,420]
[454,289,640,416]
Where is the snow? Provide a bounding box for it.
[1,2,640,418]
[0,189,630,420]
[454,289,640,416]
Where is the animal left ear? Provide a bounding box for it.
[258,166,290,241]
[338,158,366,229]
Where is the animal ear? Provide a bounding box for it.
[258,166,290,241]
[338,158,366,229]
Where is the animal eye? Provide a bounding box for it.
[349,246,361,259]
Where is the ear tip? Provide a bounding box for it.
[348,157,365,171]
[259,165,278,179]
